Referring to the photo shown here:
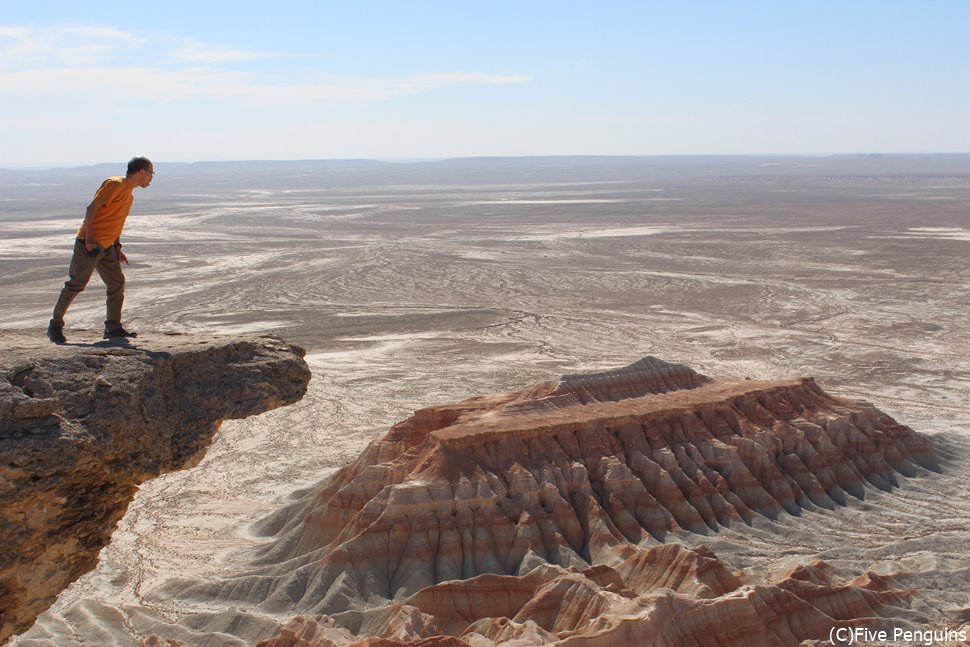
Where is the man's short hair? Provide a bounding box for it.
[127,157,153,176]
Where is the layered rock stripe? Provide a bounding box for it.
[159,357,940,647]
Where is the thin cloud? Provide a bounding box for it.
[327,72,533,100]
[170,41,271,63]
[0,24,532,107]
[0,25,145,67]
[0,65,531,105]
[408,72,533,86]
[0,66,249,100]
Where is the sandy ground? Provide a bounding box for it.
[1,156,968,645]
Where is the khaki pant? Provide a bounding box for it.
[51,239,126,326]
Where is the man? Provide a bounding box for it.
[47,156,154,343]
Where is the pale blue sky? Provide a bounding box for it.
[2,1,968,166]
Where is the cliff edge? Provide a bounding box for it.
[0,330,311,643]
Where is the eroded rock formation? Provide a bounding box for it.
[159,357,940,646]
[0,331,311,643]
[246,559,910,647]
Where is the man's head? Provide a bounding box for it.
[126,156,154,188]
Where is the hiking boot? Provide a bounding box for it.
[47,320,66,344]
[103,324,137,339]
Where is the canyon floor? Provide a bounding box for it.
[1,155,968,645]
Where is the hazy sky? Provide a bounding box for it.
[2,1,968,166]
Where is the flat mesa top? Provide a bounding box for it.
[430,376,816,445]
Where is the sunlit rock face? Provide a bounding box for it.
[159,357,938,647]
[0,332,311,644]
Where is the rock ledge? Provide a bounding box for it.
[0,330,311,643]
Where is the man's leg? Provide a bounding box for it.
[51,240,102,326]
[96,246,127,332]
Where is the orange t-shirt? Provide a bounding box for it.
[76,177,135,247]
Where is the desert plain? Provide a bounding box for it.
[1,154,968,645]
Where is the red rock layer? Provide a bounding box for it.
[247,560,911,647]
[161,357,938,647]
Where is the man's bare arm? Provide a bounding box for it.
[83,202,99,250]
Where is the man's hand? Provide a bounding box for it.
[84,238,97,251]
[117,248,128,265]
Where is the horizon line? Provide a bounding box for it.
[3,151,970,172]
